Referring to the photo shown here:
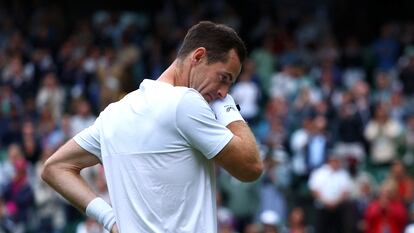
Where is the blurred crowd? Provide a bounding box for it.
[1,1,414,233]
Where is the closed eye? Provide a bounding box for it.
[219,73,233,85]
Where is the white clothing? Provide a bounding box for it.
[230,81,260,119]
[36,87,65,120]
[290,129,309,175]
[364,119,403,163]
[308,164,353,204]
[74,79,233,233]
[405,224,414,233]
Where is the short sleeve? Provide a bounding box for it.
[176,90,233,159]
[73,115,102,160]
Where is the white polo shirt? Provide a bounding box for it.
[308,164,353,205]
[74,79,234,233]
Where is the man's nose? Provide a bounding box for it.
[217,87,229,100]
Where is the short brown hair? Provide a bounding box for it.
[177,21,246,64]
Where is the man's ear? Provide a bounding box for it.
[192,47,206,64]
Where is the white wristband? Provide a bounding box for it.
[86,197,116,232]
[210,95,245,126]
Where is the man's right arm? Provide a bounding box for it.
[41,139,118,233]
[213,120,263,182]
[210,95,263,182]
[176,91,263,182]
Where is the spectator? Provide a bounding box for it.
[19,119,42,165]
[259,210,280,233]
[308,150,353,233]
[290,116,313,177]
[1,158,35,232]
[33,146,66,233]
[70,99,96,137]
[348,163,377,233]
[372,23,400,72]
[259,149,290,223]
[283,207,314,233]
[364,180,407,233]
[334,91,366,162]
[371,70,394,104]
[35,72,65,122]
[384,160,414,205]
[250,35,277,97]
[399,114,414,175]
[269,55,306,101]
[219,168,261,233]
[217,190,237,233]
[231,59,262,125]
[305,115,332,173]
[340,36,366,89]
[398,48,414,98]
[364,102,403,165]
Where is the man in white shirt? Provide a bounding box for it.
[41,21,263,233]
[308,150,353,233]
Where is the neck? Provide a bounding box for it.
[158,59,190,87]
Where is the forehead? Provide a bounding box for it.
[211,50,242,78]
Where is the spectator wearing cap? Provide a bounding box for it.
[260,210,280,233]
[308,149,353,233]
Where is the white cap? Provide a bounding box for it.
[260,210,280,226]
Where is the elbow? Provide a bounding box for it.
[40,160,51,184]
[41,159,57,185]
[238,161,264,182]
